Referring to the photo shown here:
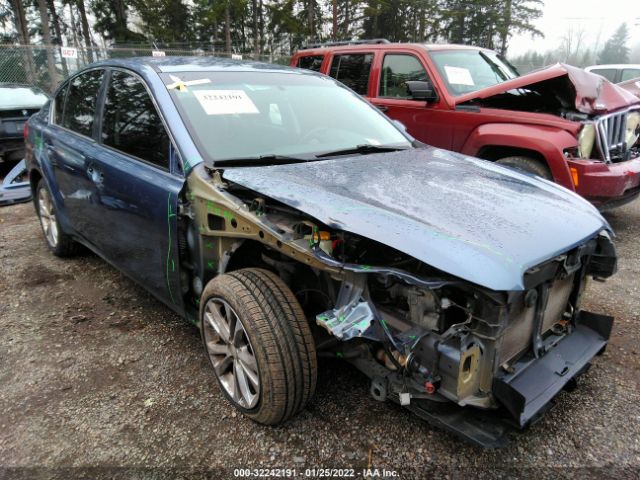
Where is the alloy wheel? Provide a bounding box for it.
[38,187,59,248]
[203,297,260,409]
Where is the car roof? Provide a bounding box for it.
[586,64,640,70]
[294,42,491,55]
[89,56,302,74]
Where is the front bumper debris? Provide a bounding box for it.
[493,310,613,427]
[0,159,31,206]
[391,310,611,448]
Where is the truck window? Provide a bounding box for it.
[297,55,324,72]
[329,54,373,96]
[379,54,429,98]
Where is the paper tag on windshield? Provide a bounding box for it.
[193,90,259,115]
[444,66,474,86]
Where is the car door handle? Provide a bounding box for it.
[376,105,389,113]
[44,143,58,166]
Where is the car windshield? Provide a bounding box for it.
[429,50,519,96]
[162,71,410,163]
[0,85,48,108]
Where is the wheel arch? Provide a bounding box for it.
[461,123,577,190]
[29,167,42,197]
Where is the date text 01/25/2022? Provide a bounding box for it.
[233,468,399,478]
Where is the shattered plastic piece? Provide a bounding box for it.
[399,392,411,406]
[0,159,31,206]
[316,301,374,340]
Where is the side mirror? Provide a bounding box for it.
[405,80,437,102]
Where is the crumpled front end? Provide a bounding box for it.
[193,154,618,447]
[311,230,616,447]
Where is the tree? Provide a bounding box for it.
[76,1,94,61]
[9,0,37,83]
[496,0,543,55]
[36,0,58,89]
[440,0,542,51]
[46,0,69,76]
[91,0,145,44]
[129,0,192,45]
[598,23,630,64]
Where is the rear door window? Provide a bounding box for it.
[297,55,324,72]
[101,70,170,169]
[62,70,104,137]
[590,68,617,82]
[621,68,640,82]
[379,54,429,98]
[328,53,373,95]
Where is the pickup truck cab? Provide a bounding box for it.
[291,41,640,209]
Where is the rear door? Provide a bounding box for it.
[327,52,374,100]
[92,68,184,308]
[41,69,106,237]
[369,52,453,149]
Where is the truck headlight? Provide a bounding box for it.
[626,112,640,148]
[578,123,596,159]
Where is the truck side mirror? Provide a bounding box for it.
[406,80,437,102]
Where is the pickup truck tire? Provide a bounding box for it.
[200,268,317,425]
[35,179,78,257]
[496,156,553,180]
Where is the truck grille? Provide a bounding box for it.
[596,108,639,163]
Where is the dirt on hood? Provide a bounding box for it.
[455,63,640,115]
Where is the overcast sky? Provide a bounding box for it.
[508,0,640,56]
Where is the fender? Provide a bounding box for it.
[461,123,578,190]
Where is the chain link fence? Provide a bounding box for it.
[0,44,291,93]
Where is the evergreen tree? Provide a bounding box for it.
[597,23,630,64]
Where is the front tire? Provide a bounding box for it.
[200,268,317,425]
[496,156,553,180]
[35,180,77,257]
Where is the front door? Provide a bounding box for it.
[369,52,454,149]
[92,69,185,309]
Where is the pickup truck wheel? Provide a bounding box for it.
[496,156,553,180]
[200,268,317,425]
[35,180,78,257]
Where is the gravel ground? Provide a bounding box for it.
[0,197,639,480]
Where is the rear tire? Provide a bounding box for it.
[200,268,317,425]
[35,179,78,257]
[496,156,553,180]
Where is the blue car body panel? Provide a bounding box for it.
[223,148,609,291]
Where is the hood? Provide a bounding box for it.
[454,63,639,114]
[222,148,608,291]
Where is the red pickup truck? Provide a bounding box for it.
[291,41,640,209]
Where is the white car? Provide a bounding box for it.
[585,64,640,83]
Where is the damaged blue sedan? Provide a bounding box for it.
[25,57,617,448]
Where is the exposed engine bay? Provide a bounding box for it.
[180,162,618,447]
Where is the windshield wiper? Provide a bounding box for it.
[213,154,308,167]
[315,144,409,158]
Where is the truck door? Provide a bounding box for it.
[369,52,454,150]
